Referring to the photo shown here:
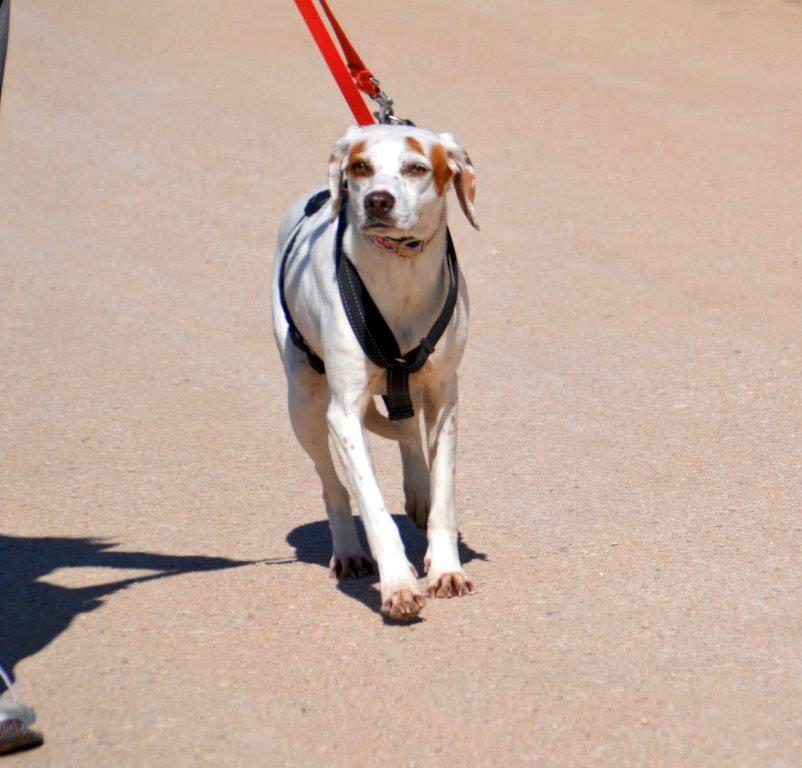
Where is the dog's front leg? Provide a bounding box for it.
[326,393,425,620]
[423,373,474,598]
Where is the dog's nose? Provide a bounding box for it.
[364,190,395,218]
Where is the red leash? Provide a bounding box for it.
[293,0,402,125]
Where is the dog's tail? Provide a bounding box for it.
[364,399,412,442]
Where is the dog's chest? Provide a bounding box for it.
[347,246,451,352]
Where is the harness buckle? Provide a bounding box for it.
[385,401,415,421]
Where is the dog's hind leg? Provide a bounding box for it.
[398,391,431,531]
[287,366,373,580]
[364,396,430,530]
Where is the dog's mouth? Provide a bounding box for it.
[359,215,431,256]
[360,217,414,238]
[361,218,395,231]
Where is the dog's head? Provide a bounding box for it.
[327,124,478,240]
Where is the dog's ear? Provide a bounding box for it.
[327,125,362,221]
[438,132,479,231]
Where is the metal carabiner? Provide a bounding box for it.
[368,78,414,126]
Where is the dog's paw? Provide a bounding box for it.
[426,572,474,599]
[329,554,375,580]
[381,588,426,621]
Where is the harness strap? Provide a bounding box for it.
[278,191,330,374]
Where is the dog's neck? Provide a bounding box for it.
[344,209,450,354]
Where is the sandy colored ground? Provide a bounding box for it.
[1,0,801,765]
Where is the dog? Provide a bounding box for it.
[271,123,478,619]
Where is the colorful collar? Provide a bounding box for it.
[367,233,428,258]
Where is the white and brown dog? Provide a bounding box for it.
[271,123,478,619]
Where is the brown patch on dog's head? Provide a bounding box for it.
[405,136,425,155]
[347,139,373,178]
[348,139,367,165]
[429,142,453,196]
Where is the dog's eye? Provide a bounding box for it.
[349,161,373,178]
[404,163,429,177]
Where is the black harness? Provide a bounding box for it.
[278,189,459,421]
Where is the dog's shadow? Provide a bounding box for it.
[286,515,486,622]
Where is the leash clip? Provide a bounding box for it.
[368,78,414,126]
